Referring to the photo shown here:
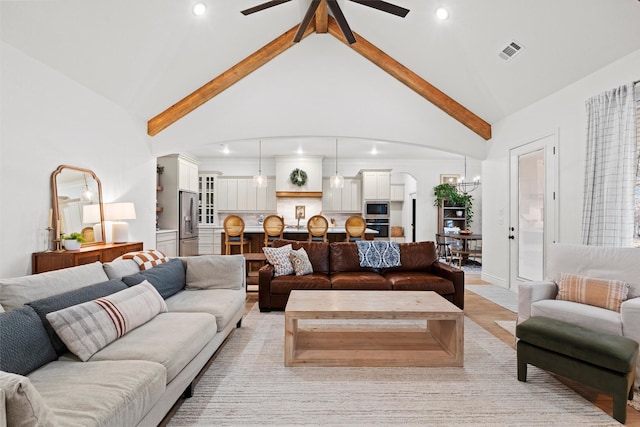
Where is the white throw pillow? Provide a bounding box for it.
[46,280,167,361]
[0,371,57,426]
[185,255,245,290]
[263,244,294,277]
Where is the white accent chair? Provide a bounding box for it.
[518,243,640,390]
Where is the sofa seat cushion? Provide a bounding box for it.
[88,312,217,382]
[330,272,392,290]
[384,272,455,293]
[0,262,109,311]
[165,289,245,332]
[28,360,165,427]
[270,273,332,294]
[531,299,622,336]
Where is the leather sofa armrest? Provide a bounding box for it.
[517,280,557,324]
[430,261,464,310]
[258,264,275,311]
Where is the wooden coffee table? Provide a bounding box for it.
[284,290,464,367]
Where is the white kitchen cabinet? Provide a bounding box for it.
[198,174,218,225]
[217,177,276,212]
[198,227,214,255]
[361,170,391,200]
[156,230,178,257]
[390,184,405,202]
[213,229,222,255]
[322,177,361,212]
[178,157,199,192]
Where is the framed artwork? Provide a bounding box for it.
[295,205,306,219]
[440,174,460,185]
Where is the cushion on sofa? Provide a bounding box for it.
[122,258,186,299]
[165,288,245,332]
[122,250,168,270]
[384,272,455,293]
[290,248,314,276]
[263,244,294,276]
[88,312,217,382]
[0,262,109,311]
[273,240,330,274]
[330,242,378,274]
[27,279,128,356]
[0,306,57,375]
[46,281,168,361]
[28,360,166,427]
[269,273,332,294]
[356,241,401,268]
[556,272,629,312]
[184,255,245,290]
[0,371,57,427]
[103,258,140,280]
[382,241,438,273]
[330,272,392,290]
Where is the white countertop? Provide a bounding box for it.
[236,226,378,234]
[156,229,178,234]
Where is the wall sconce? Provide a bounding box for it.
[105,202,136,243]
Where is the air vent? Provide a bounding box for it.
[499,41,524,61]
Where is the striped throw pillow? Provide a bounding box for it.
[123,250,168,270]
[46,281,167,361]
[556,273,629,312]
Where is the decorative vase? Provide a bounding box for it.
[63,239,81,251]
[456,211,464,217]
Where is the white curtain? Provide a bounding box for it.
[581,83,637,247]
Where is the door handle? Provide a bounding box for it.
[508,235,515,240]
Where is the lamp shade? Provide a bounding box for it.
[82,204,102,224]
[104,202,136,221]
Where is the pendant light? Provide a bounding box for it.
[456,156,480,194]
[253,140,267,188]
[330,139,344,188]
[81,173,93,202]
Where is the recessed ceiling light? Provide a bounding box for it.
[436,7,449,20]
[371,148,378,155]
[193,3,206,16]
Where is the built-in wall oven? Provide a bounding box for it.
[364,201,390,238]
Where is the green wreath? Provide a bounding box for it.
[289,168,308,187]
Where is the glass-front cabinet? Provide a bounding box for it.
[199,174,217,225]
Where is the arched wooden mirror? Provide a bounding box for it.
[51,165,105,246]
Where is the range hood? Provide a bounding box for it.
[275,156,323,198]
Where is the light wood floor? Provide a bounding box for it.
[163,275,640,426]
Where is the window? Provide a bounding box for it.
[634,82,640,246]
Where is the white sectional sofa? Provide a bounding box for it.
[0,254,246,427]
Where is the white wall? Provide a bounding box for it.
[482,48,640,288]
[0,42,156,277]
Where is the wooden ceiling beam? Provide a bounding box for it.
[326,18,492,140]
[147,22,316,136]
[316,0,329,33]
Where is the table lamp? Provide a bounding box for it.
[105,202,136,243]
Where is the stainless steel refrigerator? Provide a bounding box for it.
[179,191,199,256]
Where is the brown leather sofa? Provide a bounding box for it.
[258,239,464,312]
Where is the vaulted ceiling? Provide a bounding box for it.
[2,0,640,160]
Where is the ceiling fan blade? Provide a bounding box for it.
[293,0,322,42]
[348,0,409,18]
[241,0,292,16]
[326,0,356,44]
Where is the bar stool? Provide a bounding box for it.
[263,215,284,247]
[435,233,451,263]
[307,215,329,242]
[345,215,367,242]
[223,215,250,255]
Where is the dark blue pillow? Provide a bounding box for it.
[122,258,185,299]
[26,279,128,355]
[0,306,57,375]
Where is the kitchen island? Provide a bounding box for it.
[221,226,378,254]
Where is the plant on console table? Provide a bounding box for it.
[62,232,86,251]
[433,183,474,227]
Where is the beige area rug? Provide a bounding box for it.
[167,306,620,426]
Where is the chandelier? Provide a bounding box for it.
[457,156,480,194]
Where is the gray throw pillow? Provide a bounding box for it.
[0,306,57,375]
[27,279,128,355]
[122,258,186,299]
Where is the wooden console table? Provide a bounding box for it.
[32,242,143,274]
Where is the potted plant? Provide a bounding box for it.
[62,232,86,250]
[433,183,474,227]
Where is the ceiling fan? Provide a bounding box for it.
[241,0,410,44]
